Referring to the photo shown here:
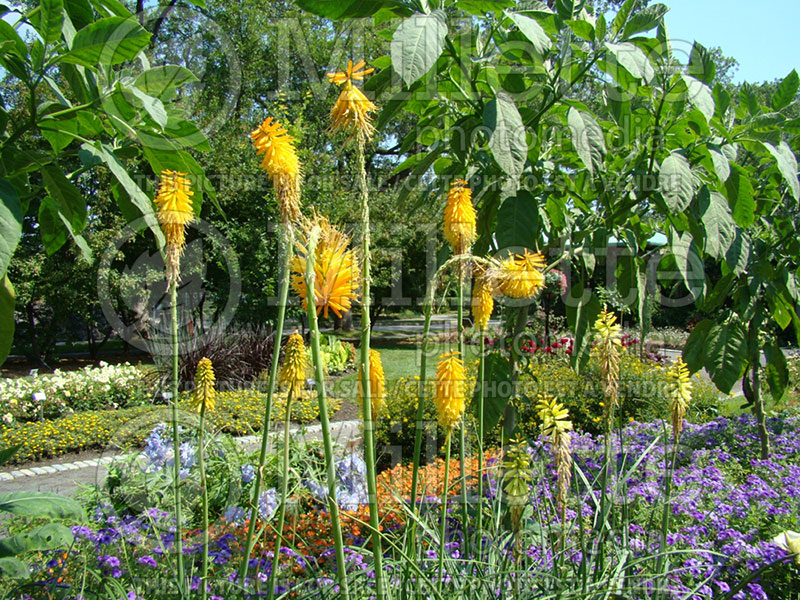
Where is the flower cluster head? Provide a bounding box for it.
[443,179,476,255]
[667,356,692,438]
[327,60,377,140]
[250,116,301,223]
[434,351,466,431]
[495,250,545,299]
[594,306,622,417]
[154,170,194,286]
[472,274,494,331]
[280,333,308,393]
[306,452,368,511]
[537,395,574,516]
[290,216,360,318]
[358,349,385,419]
[189,357,216,414]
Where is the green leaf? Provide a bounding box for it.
[621,3,668,39]
[725,229,750,276]
[133,65,198,99]
[456,0,513,16]
[0,492,86,520]
[495,191,538,251]
[0,444,19,466]
[682,318,713,373]
[472,353,513,432]
[702,272,734,312]
[659,152,694,213]
[0,524,73,558]
[129,86,167,129]
[762,140,799,201]
[0,179,22,278]
[769,293,793,330]
[566,19,594,42]
[0,557,28,578]
[725,164,756,228]
[39,0,64,45]
[605,42,654,83]
[669,231,702,298]
[772,69,799,111]
[764,338,789,400]
[681,74,714,122]
[567,107,604,176]
[63,17,151,67]
[0,276,14,366]
[509,13,552,54]
[565,278,601,374]
[40,165,87,235]
[705,321,747,393]
[708,147,730,182]
[611,0,635,38]
[64,0,94,30]
[294,0,402,19]
[38,198,68,254]
[484,93,527,179]
[390,10,447,87]
[698,188,736,259]
[688,41,715,85]
[0,18,28,57]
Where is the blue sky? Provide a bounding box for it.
[663,0,800,84]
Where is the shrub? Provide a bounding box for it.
[0,362,154,424]
[0,390,341,464]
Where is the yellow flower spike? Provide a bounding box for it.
[290,216,360,318]
[280,333,308,393]
[472,274,494,331]
[327,59,377,140]
[495,250,546,299]
[594,306,622,418]
[434,351,466,431]
[667,356,692,438]
[358,349,386,419]
[154,169,194,286]
[536,395,573,438]
[250,117,301,224]
[190,358,216,414]
[535,395,573,516]
[443,179,476,255]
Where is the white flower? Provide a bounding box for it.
[2,413,13,425]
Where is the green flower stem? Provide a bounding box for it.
[305,227,350,600]
[240,224,293,589]
[437,431,453,596]
[266,384,295,600]
[356,136,385,599]
[476,331,485,558]
[169,279,186,597]
[456,267,469,547]
[199,404,209,600]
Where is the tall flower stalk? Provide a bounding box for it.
[240,116,301,589]
[154,169,195,595]
[328,59,384,597]
[191,357,216,600]
[304,225,350,600]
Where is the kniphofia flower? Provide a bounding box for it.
[536,395,573,516]
[190,358,216,413]
[472,274,494,331]
[434,351,466,431]
[358,349,386,419]
[327,60,377,139]
[443,180,476,255]
[280,333,308,393]
[594,307,622,417]
[290,216,360,318]
[667,356,692,438]
[496,250,546,299]
[154,170,194,286]
[250,117,301,223]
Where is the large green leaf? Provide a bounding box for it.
[0,444,19,466]
[0,557,28,578]
[472,353,513,433]
[605,42,654,82]
[390,10,447,87]
[128,86,167,128]
[40,165,87,236]
[682,319,713,373]
[707,147,730,182]
[0,492,86,521]
[764,338,789,401]
[39,0,64,45]
[63,17,150,67]
[495,191,538,251]
[621,3,668,39]
[484,93,527,179]
[687,41,715,85]
[0,179,22,278]
[725,164,755,228]
[565,278,601,374]
[611,0,635,37]
[772,69,799,111]
[0,524,73,558]
[457,0,513,16]
[133,65,198,99]
[567,107,604,176]
[762,141,799,201]
[704,322,747,394]
[509,12,551,54]
[725,229,750,276]
[659,152,694,213]
[0,276,14,366]
[698,188,736,259]
[294,0,403,19]
[681,74,714,122]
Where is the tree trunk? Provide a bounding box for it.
[27,302,39,362]
[743,358,771,459]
